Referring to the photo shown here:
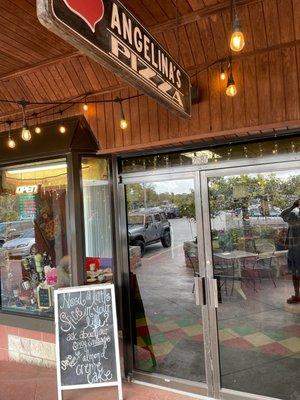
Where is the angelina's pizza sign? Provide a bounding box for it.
[37,0,191,118]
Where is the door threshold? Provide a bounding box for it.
[132,370,209,398]
[133,379,212,399]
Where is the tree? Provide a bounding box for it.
[0,194,18,222]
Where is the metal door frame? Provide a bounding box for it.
[117,153,300,399]
[117,170,213,397]
[200,159,300,400]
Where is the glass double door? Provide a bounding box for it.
[122,161,300,400]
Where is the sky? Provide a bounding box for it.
[144,170,300,195]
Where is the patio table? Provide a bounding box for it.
[213,250,258,299]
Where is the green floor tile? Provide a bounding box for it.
[150,314,169,323]
[232,326,257,336]
[135,359,157,372]
[176,317,198,327]
[263,330,290,341]
[148,333,167,345]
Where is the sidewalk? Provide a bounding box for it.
[0,361,202,400]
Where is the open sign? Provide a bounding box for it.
[15,185,38,195]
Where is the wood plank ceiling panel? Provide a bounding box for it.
[0,0,299,152]
[0,0,74,77]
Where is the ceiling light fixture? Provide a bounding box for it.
[19,100,31,141]
[226,64,237,97]
[230,0,245,52]
[6,120,16,149]
[115,97,128,130]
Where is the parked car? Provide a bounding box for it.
[2,228,36,257]
[128,211,171,256]
[0,220,34,241]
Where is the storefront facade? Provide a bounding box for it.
[0,1,300,400]
[1,127,299,400]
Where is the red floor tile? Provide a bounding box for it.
[260,342,291,357]
[222,337,254,350]
[284,324,300,337]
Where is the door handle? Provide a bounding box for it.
[195,277,206,306]
[208,278,219,308]
[195,277,219,308]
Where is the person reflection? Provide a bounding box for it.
[281,199,300,304]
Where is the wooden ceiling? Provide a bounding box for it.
[0,0,299,151]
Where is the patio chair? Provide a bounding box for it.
[186,253,200,293]
[213,257,232,295]
[253,238,276,253]
[251,253,277,290]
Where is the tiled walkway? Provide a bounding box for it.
[0,361,202,400]
[132,240,300,400]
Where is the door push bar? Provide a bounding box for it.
[194,277,219,308]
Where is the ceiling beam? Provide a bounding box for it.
[0,51,80,82]
[150,0,262,34]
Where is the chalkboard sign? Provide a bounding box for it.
[54,284,122,400]
[37,287,52,309]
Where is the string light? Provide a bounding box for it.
[0,94,142,141]
[59,125,66,134]
[227,147,232,160]
[272,143,278,154]
[226,65,237,97]
[230,0,245,52]
[220,64,226,81]
[6,121,16,149]
[116,98,128,130]
[291,142,295,153]
[20,100,31,141]
[83,96,89,111]
[33,113,42,134]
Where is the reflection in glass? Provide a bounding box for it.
[126,180,206,383]
[0,160,70,318]
[208,170,300,400]
[122,136,299,173]
[81,158,113,285]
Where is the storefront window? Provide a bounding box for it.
[0,159,70,318]
[81,158,113,285]
[121,136,300,173]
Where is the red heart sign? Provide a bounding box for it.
[63,0,104,32]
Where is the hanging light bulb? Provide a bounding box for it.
[220,65,226,81]
[120,118,128,130]
[32,113,41,134]
[6,121,16,148]
[83,102,89,111]
[226,66,237,97]
[19,101,31,141]
[8,136,16,148]
[59,125,66,134]
[21,126,31,141]
[116,97,128,130]
[230,1,245,52]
